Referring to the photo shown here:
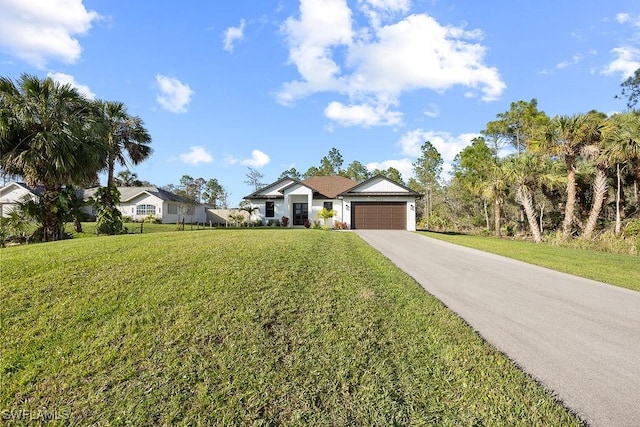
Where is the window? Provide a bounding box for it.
[265,201,275,218]
[136,204,156,216]
[167,204,178,215]
[323,201,333,211]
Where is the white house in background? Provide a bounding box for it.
[82,186,207,224]
[0,182,42,217]
[245,175,421,231]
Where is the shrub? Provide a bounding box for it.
[624,218,640,237]
[281,216,289,227]
[303,219,311,228]
[334,220,348,230]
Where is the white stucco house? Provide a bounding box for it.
[82,186,207,224]
[0,182,42,217]
[245,175,421,230]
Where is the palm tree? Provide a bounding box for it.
[504,154,543,242]
[96,100,152,205]
[603,113,640,234]
[0,74,107,241]
[581,116,616,239]
[537,113,605,237]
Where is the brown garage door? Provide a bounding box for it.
[351,202,406,230]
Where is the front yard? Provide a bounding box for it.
[1,229,580,425]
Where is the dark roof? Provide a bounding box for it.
[1,182,44,196]
[301,176,358,198]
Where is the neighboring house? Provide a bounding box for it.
[0,182,42,217]
[82,186,207,224]
[245,175,421,230]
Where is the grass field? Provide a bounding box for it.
[1,230,581,425]
[420,231,640,292]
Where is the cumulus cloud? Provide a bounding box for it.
[0,0,100,67]
[277,0,505,127]
[225,149,271,168]
[324,101,402,126]
[47,72,96,100]
[241,149,271,168]
[365,158,413,180]
[156,74,194,113]
[399,129,480,176]
[223,19,246,52]
[179,146,213,165]
[602,47,640,79]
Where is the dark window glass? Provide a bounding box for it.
[323,201,333,211]
[265,201,275,218]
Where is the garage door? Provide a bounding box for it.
[351,202,406,230]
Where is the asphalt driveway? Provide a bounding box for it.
[355,230,640,427]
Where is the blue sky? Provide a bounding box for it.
[1,0,639,205]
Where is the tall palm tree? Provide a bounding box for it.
[504,154,543,242]
[537,113,605,237]
[0,74,107,241]
[96,100,152,205]
[581,116,616,239]
[603,113,640,234]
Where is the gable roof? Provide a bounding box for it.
[339,175,422,197]
[245,177,295,199]
[82,186,198,204]
[0,182,43,197]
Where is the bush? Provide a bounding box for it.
[281,216,289,227]
[624,218,640,237]
[334,220,348,230]
[303,219,311,228]
[253,219,264,227]
[122,216,133,223]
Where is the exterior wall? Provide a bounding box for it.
[353,178,404,192]
[0,185,37,217]
[310,199,344,226]
[118,194,205,223]
[342,196,417,231]
[249,200,286,224]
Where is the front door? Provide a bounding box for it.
[293,203,308,225]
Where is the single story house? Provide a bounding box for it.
[0,182,42,217]
[245,175,421,230]
[82,186,207,224]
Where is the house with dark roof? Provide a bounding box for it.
[245,175,421,230]
[81,186,207,224]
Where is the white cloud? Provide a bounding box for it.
[47,72,96,100]
[557,53,583,69]
[602,47,640,78]
[423,103,439,118]
[223,19,245,52]
[324,101,402,126]
[155,74,194,113]
[241,149,271,168]
[226,149,271,168]
[278,0,354,104]
[179,146,213,165]
[399,128,480,176]
[0,0,100,67]
[616,13,631,24]
[278,1,505,126]
[365,158,413,180]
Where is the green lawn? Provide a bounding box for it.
[420,231,640,292]
[1,230,580,425]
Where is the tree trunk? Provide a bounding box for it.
[42,185,59,242]
[615,164,622,235]
[494,198,502,236]
[582,167,608,239]
[562,156,577,237]
[517,185,542,243]
[483,199,490,231]
[74,216,83,233]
